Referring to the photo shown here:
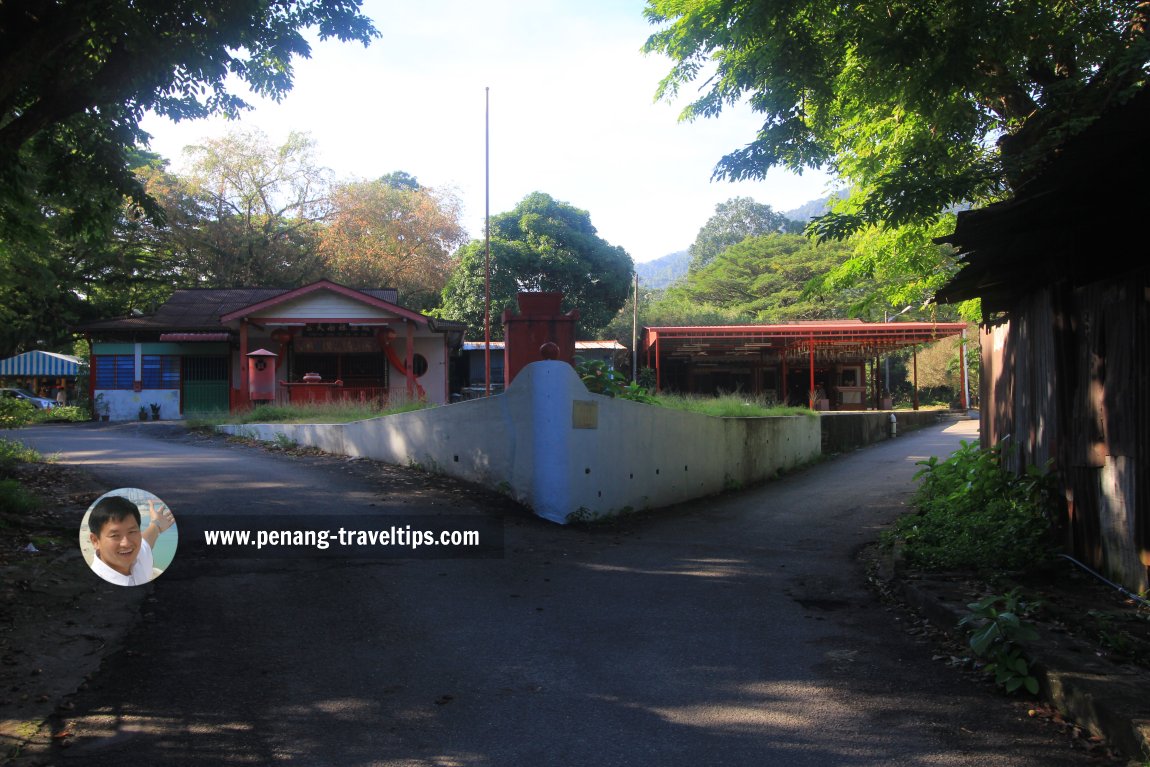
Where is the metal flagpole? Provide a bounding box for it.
[632,272,638,381]
[484,87,491,397]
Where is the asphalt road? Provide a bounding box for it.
[9,419,1106,766]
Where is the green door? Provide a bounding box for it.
[182,356,230,414]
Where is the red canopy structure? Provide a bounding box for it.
[643,320,969,410]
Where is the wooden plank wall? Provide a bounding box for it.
[982,270,1149,592]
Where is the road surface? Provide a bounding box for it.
[8,419,1104,766]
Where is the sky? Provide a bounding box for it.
[140,0,836,265]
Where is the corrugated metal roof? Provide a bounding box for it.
[0,350,83,376]
[462,340,626,351]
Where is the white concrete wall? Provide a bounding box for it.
[99,389,181,421]
[221,361,821,523]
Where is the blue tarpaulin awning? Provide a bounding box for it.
[0,350,83,377]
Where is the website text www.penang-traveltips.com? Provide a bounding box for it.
[204,525,481,551]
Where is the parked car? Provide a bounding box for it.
[0,387,57,409]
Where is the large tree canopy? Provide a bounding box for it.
[644,1,1150,238]
[0,0,378,243]
[321,176,467,310]
[147,129,332,288]
[439,193,634,339]
[688,197,802,271]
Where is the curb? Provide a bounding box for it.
[886,573,1150,762]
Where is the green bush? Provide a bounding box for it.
[960,589,1041,694]
[33,405,89,422]
[0,398,37,428]
[883,441,1057,572]
[0,438,41,472]
[0,478,38,516]
[575,358,655,403]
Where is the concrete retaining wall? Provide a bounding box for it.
[222,361,822,524]
[820,410,946,454]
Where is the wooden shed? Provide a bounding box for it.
[937,86,1149,591]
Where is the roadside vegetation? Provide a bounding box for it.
[882,440,1057,573]
[188,399,433,427]
[0,438,42,516]
[882,440,1150,693]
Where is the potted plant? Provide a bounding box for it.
[138,405,148,421]
[149,403,161,421]
[94,394,110,422]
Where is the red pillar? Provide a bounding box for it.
[239,320,250,408]
[405,320,415,398]
[808,338,815,409]
[654,333,661,392]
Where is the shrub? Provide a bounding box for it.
[0,438,41,472]
[575,358,654,403]
[883,441,1057,572]
[0,478,38,516]
[33,405,89,423]
[0,398,37,428]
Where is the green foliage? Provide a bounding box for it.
[439,193,634,339]
[0,438,42,471]
[884,441,1057,572]
[959,589,1042,695]
[574,359,655,403]
[689,197,803,270]
[643,0,1150,305]
[805,216,965,318]
[651,393,813,418]
[672,233,871,321]
[31,406,89,424]
[0,478,39,517]
[200,399,434,427]
[149,130,331,289]
[1,1,377,234]
[0,399,37,429]
[0,2,378,353]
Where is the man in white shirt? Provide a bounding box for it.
[87,495,175,586]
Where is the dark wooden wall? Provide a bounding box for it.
[980,268,1149,591]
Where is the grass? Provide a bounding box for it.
[650,393,815,418]
[0,437,42,470]
[0,438,42,516]
[189,398,434,427]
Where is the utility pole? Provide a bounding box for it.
[484,87,491,397]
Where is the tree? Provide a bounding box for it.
[439,193,634,339]
[321,177,467,310]
[0,0,378,246]
[0,149,178,356]
[644,0,1150,296]
[379,171,422,191]
[688,197,802,270]
[153,129,332,287]
[675,234,867,321]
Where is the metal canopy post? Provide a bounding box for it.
[808,337,815,408]
[912,347,920,410]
